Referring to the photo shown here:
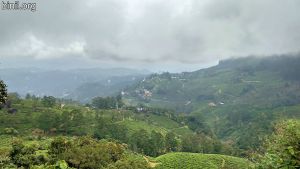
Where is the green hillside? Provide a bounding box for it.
[124,55,300,151]
[1,56,300,168]
[154,152,251,169]
[0,95,249,168]
[125,55,300,111]
[0,95,191,136]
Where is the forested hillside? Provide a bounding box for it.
[124,54,300,152]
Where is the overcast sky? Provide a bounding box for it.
[1,0,300,72]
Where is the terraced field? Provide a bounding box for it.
[154,152,251,169]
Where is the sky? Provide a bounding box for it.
[0,0,300,72]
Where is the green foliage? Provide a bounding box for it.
[130,129,151,155]
[106,156,150,169]
[155,152,251,169]
[165,132,179,152]
[37,111,60,132]
[0,95,247,161]
[57,109,88,135]
[181,134,203,153]
[0,80,7,106]
[2,136,150,169]
[94,116,128,142]
[149,131,165,156]
[49,137,72,156]
[3,128,19,135]
[64,141,124,168]
[9,139,49,168]
[41,96,56,107]
[124,55,300,152]
[255,120,300,168]
[0,147,13,168]
[31,160,71,169]
[91,96,123,109]
[50,137,125,169]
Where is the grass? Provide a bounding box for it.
[119,120,168,134]
[154,152,251,169]
[171,126,194,136]
[147,114,180,129]
[119,115,194,136]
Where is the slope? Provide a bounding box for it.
[124,54,300,151]
[154,152,251,169]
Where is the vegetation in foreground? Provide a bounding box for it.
[254,120,300,169]
[155,152,251,169]
[0,136,150,169]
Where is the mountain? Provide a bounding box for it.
[124,54,300,150]
[0,67,150,102]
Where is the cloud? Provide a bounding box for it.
[0,0,300,69]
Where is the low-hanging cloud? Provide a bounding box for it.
[1,0,300,68]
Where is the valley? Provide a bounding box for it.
[0,55,300,168]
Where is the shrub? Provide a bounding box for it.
[256,120,300,168]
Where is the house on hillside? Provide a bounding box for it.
[144,89,152,97]
[208,102,217,107]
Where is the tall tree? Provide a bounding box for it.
[149,130,165,156]
[37,110,60,132]
[130,129,151,154]
[41,96,56,107]
[0,80,8,107]
[165,132,179,152]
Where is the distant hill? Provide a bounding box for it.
[124,54,300,150]
[124,54,300,111]
[0,67,150,102]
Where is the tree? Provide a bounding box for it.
[165,132,179,152]
[115,94,124,109]
[0,80,7,106]
[70,109,88,135]
[49,137,72,156]
[10,139,48,168]
[37,110,60,132]
[94,115,128,142]
[107,123,128,143]
[256,120,300,168]
[149,131,165,156]
[91,96,123,109]
[7,92,21,104]
[92,97,108,109]
[181,134,202,153]
[25,93,32,100]
[94,116,110,139]
[41,96,56,107]
[55,137,124,169]
[58,110,87,135]
[130,129,151,155]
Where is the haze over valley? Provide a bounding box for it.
[1,0,300,169]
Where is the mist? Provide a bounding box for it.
[1,0,299,72]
